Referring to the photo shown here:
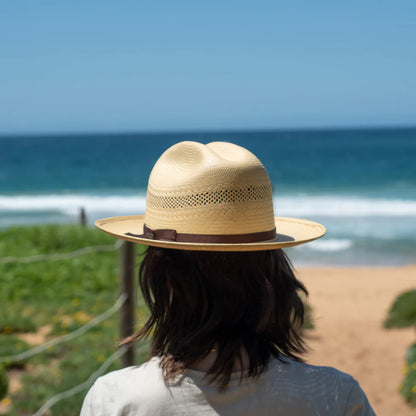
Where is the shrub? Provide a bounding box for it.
[384,290,416,328]
[401,343,416,407]
[385,289,416,408]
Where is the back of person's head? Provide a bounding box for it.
[128,247,308,390]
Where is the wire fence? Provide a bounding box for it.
[0,240,122,264]
[0,240,138,416]
[0,294,127,364]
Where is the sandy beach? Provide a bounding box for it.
[298,266,416,416]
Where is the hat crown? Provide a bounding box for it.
[145,141,276,235]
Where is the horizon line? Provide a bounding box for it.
[1,123,416,138]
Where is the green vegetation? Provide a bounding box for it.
[384,290,416,329]
[0,225,148,415]
[385,289,416,407]
[402,343,416,407]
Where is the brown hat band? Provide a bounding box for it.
[125,224,277,244]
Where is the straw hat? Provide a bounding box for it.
[96,141,325,251]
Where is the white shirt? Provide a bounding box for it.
[80,356,375,415]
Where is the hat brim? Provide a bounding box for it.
[95,215,326,251]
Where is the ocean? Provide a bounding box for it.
[1,128,416,266]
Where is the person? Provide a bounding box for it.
[81,141,375,415]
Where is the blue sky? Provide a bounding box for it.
[1,1,415,134]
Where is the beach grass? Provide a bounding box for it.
[0,224,149,415]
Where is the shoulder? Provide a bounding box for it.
[101,356,162,383]
[80,357,168,416]
[265,358,375,415]
[271,356,357,385]
[90,356,163,393]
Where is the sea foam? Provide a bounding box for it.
[304,239,353,252]
[1,194,416,218]
[0,194,147,216]
[275,196,416,217]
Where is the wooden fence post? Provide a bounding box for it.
[79,207,87,226]
[119,240,136,367]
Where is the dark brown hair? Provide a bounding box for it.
[127,247,308,390]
